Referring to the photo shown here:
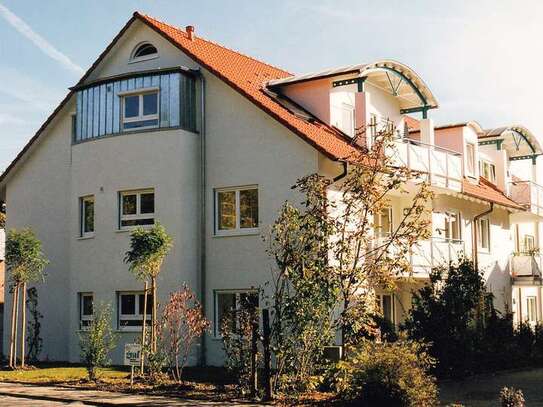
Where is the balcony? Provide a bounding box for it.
[508,180,543,216]
[410,237,465,277]
[390,138,463,192]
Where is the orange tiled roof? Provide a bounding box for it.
[462,177,523,210]
[404,115,420,131]
[135,12,360,161]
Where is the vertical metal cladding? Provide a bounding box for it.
[74,71,196,142]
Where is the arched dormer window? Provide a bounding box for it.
[130,42,158,62]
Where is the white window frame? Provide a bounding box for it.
[374,207,393,238]
[526,296,537,323]
[214,289,259,337]
[80,195,95,238]
[129,42,159,63]
[477,217,491,251]
[120,88,160,131]
[376,293,395,324]
[214,186,259,236]
[466,143,476,177]
[480,160,496,183]
[79,292,94,330]
[119,189,155,230]
[117,291,152,332]
[338,103,355,137]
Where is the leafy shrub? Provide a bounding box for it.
[220,301,259,395]
[500,386,525,407]
[332,339,438,407]
[79,304,117,381]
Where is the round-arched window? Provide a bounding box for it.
[130,43,158,61]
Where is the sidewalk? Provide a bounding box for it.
[0,382,266,406]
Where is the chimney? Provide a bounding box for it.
[186,25,195,41]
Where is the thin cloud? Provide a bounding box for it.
[0,3,84,75]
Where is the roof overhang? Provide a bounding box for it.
[267,60,438,116]
[479,125,543,161]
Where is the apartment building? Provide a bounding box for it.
[0,12,539,365]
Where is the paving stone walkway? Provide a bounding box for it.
[0,382,266,406]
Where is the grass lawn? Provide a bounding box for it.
[439,367,543,406]
[0,365,128,384]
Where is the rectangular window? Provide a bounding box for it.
[527,296,537,323]
[215,290,259,336]
[79,293,94,330]
[374,208,392,238]
[477,217,490,250]
[466,143,476,176]
[118,292,153,331]
[480,160,496,183]
[433,211,461,240]
[215,187,259,235]
[121,90,159,130]
[119,189,154,229]
[80,196,95,237]
[523,235,535,253]
[376,294,394,324]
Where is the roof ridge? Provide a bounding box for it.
[135,12,292,78]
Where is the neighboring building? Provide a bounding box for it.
[0,12,539,365]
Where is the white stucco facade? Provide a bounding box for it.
[1,14,540,366]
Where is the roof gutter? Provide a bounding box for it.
[473,203,494,271]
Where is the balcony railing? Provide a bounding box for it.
[511,252,542,278]
[410,237,465,277]
[389,138,463,192]
[508,180,543,216]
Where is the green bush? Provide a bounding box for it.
[333,339,438,407]
[79,304,117,381]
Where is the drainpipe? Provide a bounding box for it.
[333,161,348,183]
[473,202,494,271]
[192,68,207,366]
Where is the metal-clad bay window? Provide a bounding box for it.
[74,70,197,142]
[215,186,258,235]
[119,189,155,229]
[118,292,153,331]
[80,196,95,237]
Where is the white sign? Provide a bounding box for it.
[124,343,141,366]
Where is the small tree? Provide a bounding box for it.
[79,304,117,382]
[124,223,172,364]
[162,285,209,382]
[5,228,48,368]
[403,258,487,376]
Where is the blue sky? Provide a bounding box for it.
[1,0,542,171]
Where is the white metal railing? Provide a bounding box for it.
[409,237,465,277]
[388,138,463,192]
[508,180,543,216]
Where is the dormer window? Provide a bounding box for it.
[130,42,158,62]
[480,160,496,183]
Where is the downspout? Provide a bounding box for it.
[473,202,494,271]
[193,68,207,366]
[333,161,348,183]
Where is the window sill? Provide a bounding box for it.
[478,249,491,254]
[76,234,95,240]
[116,225,154,233]
[213,229,260,238]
